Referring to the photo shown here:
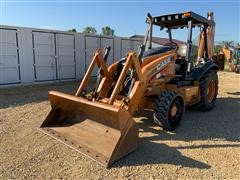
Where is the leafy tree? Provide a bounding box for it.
[83,26,97,34]
[220,41,235,47]
[237,43,240,48]
[68,28,77,32]
[101,26,115,36]
[214,44,222,54]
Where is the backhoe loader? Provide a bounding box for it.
[212,45,240,72]
[221,45,240,73]
[40,11,218,167]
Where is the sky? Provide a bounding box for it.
[1,0,239,43]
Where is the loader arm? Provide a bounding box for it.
[40,49,147,167]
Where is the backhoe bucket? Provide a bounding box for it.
[40,91,138,167]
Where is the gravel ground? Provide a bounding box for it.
[0,71,240,179]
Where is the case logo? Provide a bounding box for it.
[156,57,171,71]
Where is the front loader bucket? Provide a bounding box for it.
[40,91,138,167]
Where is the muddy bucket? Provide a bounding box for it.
[40,91,138,167]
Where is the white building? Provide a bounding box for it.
[0,25,142,86]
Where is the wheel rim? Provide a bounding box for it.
[168,98,184,125]
[207,80,215,103]
[170,105,178,118]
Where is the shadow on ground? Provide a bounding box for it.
[227,92,240,96]
[0,81,80,108]
[114,97,240,168]
[113,140,211,169]
[135,98,240,143]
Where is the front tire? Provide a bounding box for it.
[153,91,185,131]
[234,66,240,73]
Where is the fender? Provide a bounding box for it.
[189,59,219,81]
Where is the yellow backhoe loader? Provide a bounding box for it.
[40,11,218,167]
[222,45,240,73]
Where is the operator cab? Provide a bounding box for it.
[140,11,215,78]
[115,11,215,91]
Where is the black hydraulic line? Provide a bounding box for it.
[127,13,153,97]
[185,20,193,77]
[148,19,153,50]
[168,28,173,47]
[103,46,111,62]
[137,44,145,63]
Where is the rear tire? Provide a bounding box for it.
[153,91,185,131]
[193,70,218,111]
[235,66,240,73]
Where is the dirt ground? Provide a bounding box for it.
[0,71,240,179]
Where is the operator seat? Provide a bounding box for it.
[175,44,188,76]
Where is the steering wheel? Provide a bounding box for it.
[164,42,179,50]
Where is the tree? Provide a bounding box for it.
[82,26,97,34]
[68,28,77,32]
[101,26,115,36]
[237,43,240,48]
[220,41,235,47]
[214,44,222,54]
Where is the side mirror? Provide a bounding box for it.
[146,13,152,23]
[147,13,152,19]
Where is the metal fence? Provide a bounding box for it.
[0,25,142,86]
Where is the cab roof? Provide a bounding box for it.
[151,11,215,29]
